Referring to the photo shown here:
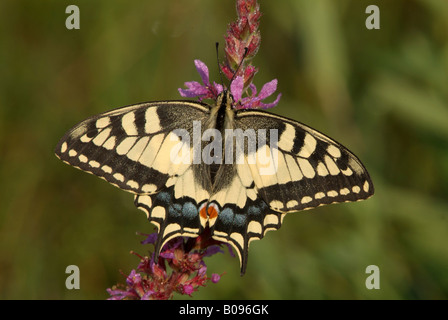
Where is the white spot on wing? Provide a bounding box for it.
[89,160,100,168]
[151,132,181,174]
[315,192,325,199]
[230,233,245,250]
[246,189,257,201]
[213,230,228,238]
[103,136,116,150]
[247,221,262,235]
[136,195,152,218]
[341,167,353,176]
[297,133,316,158]
[127,137,150,161]
[116,137,138,155]
[316,161,329,176]
[78,154,88,163]
[163,223,182,238]
[324,155,340,176]
[139,133,165,168]
[93,128,112,147]
[122,111,138,136]
[269,200,283,210]
[363,181,370,193]
[286,200,298,208]
[297,158,315,178]
[61,142,68,153]
[327,145,342,158]
[101,165,112,174]
[301,196,312,204]
[145,107,161,134]
[352,186,361,193]
[285,154,303,181]
[275,152,292,184]
[183,227,200,235]
[327,190,338,197]
[142,184,157,193]
[278,123,295,152]
[263,214,279,226]
[152,206,166,219]
[80,134,93,143]
[126,180,139,189]
[96,117,111,129]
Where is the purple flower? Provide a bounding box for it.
[106,288,132,300]
[179,60,281,109]
[141,232,157,245]
[231,76,282,109]
[211,273,221,284]
[182,284,195,295]
[126,269,141,286]
[178,60,223,101]
[107,232,229,300]
[203,245,224,257]
[196,260,208,278]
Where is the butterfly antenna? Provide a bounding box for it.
[229,47,249,86]
[216,43,249,89]
[215,42,225,89]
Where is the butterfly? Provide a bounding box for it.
[55,88,374,275]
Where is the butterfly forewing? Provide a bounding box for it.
[233,110,374,212]
[55,101,210,195]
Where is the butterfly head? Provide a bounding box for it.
[216,89,235,111]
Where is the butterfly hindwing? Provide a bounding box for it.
[206,163,283,274]
[134,184,206,256]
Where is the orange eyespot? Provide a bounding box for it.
[199,204,208,220]
[207,204,219,220]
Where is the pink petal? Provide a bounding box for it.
[248,83,257,97]
[260,93,282,109]
[211,273,221,283]
[183,284,194,295]
[257,79,278,100]
[230,76,244,102]
[194,59,210,85]
[178,81,208,97]
[213,82,224,95]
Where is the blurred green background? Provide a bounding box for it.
[1,0,447,300]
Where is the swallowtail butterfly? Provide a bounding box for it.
[55,90,374,274]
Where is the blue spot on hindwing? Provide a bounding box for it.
[168,203,182,217]
[219,208,234,225]
[247,205,261,216]
[234,214,246,227]
[155,191,171,204]
[182,202,198,220]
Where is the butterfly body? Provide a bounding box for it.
[55,90,374,274]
